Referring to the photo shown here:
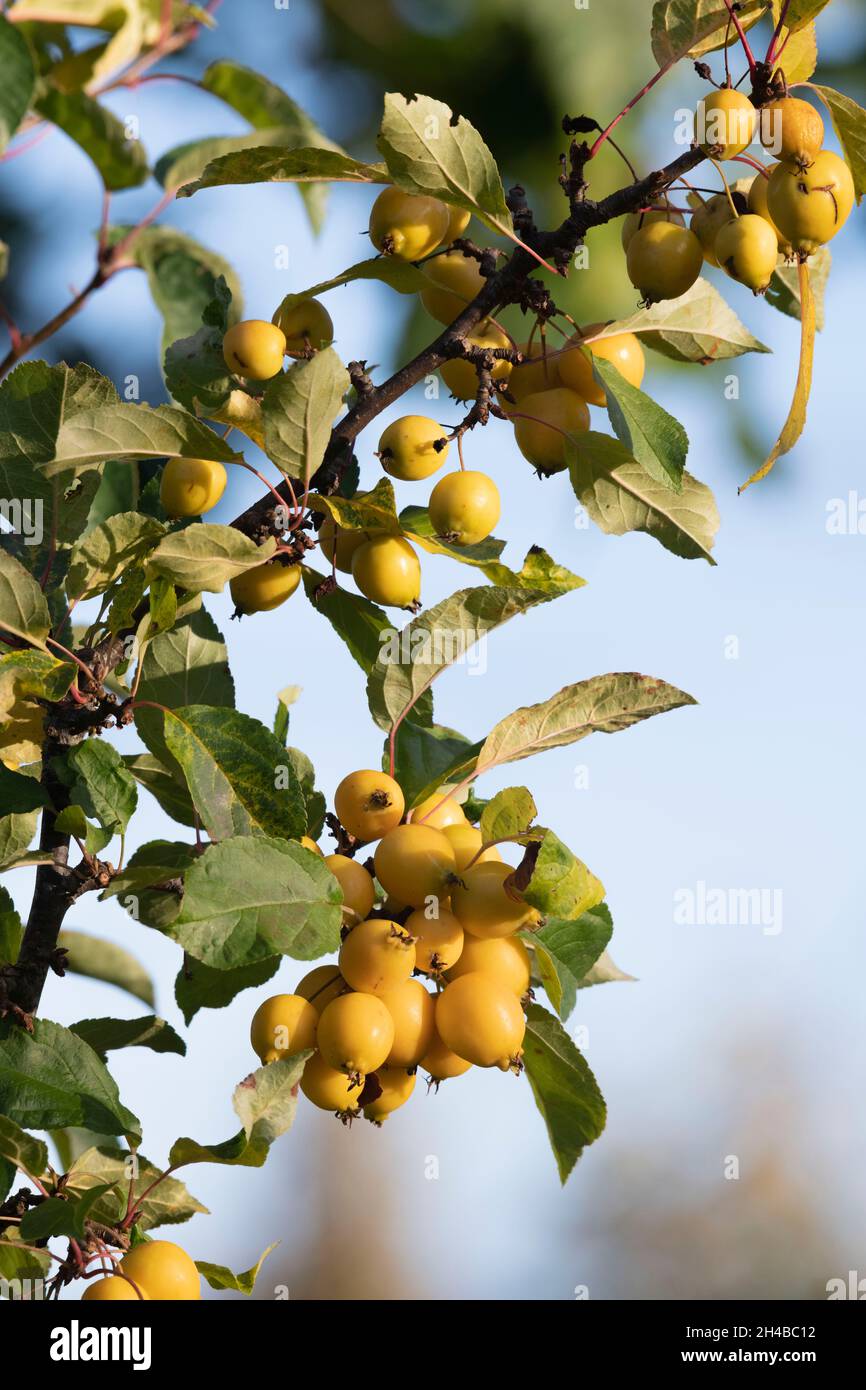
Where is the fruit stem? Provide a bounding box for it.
[588,57,678,160]
[721,0,757,75]
[709,158,740,220]
[732,152,771,178]
[766,0,792,66]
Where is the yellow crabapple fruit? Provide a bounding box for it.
[378,415,449,481]
[419,1022,473,1082]
[714,213,779,293]
[229,559,301,614]
[406,905,465,975]
[420,248,486,323]
[506,342,560,401]
[339,917,416,994]
[373,823,457,908]
[318,508,374,574]
[250,993,318,1064]
[159,457,226,518]
[451,860,538,940]
[435,972,525,1071]
[316,991,395,1077]
[408,792,467,830]
[443,204,471,242]
[296,965,351,1015]
[759,96,824,169]
[690,192,739,268]
[333,769,404,843]
[620,205,684,251]
[442,822,502,873]
[351,534,421,608]
[300,1051,362,1112]
[82,1276,149,1301]
[325,852,376,924]
[223,319,286,379]
[747,169,792,255]
[767,151,855,254]
[272,296,334,357]
[444,933,531,996]
[379,978,436,1067]
[626,221,704,304]
[369,186,450,260]
[696,87,757,160]
[119,1241,201,1301]
[558,327,645,406]
[428,469,501,546]
[513,387,589,475]
[362,1068,416,1122]
[440,325,513,402]
[300,836,323,856]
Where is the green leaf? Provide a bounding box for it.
[273,257,429,322]
[157,130,317,194]
[66,1145,208,1231]
[767,246,829,330]
[169,1053,309,1168]
[261,349,350,485]
[0,885,23,968]
[392,722,480,811]
[273,684,301,744]
[53,804,111,855]
[810,85,866,202]
[145,524,275,594]
[522,1003,606,1183]
[134,606,234,773]
[34,86,148,191]
[101,839,194,932]
[480,787,537,845]
[0,1018,141,1144]
[593,357,687,491]
[651,1,770,64]
[177,146,389,198]
[524,903,613,1021]
[284,745,326,840]
[568,432,719,563]
[58,929,155,1008]
[311,475,400,533]
[0,15,36,153]
[785,0,831,32]
[0,1114,48,1182]
[45,400,242,476]
[523,830,605,922]
[162,705,306,842]
[378,92,515,247]
[199,59,344,231]
[19,1183,115,1242]
[66,738,138,837]
[69,1016,186,1061]
[580,949,636,988]
[196,1241,278,1295]
[123,753,197,827]
[470,671,697,782]
[0,1234,51,1285]
[0,550,51,647]
[164,276,237,413]
[601,279,770,363]
[0,811,40,871]
[175,953,280,1026]
[166,836,342,969]
[302,565,401,676]
[66,510,165,601]
[367,582,568,734]
[0,762,49,814]
[106,225,243,355]
[0,650,75,713]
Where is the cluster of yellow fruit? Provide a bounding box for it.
[81,1240,200,1301]
[250,769,539,1123]
[625,90,854,304]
